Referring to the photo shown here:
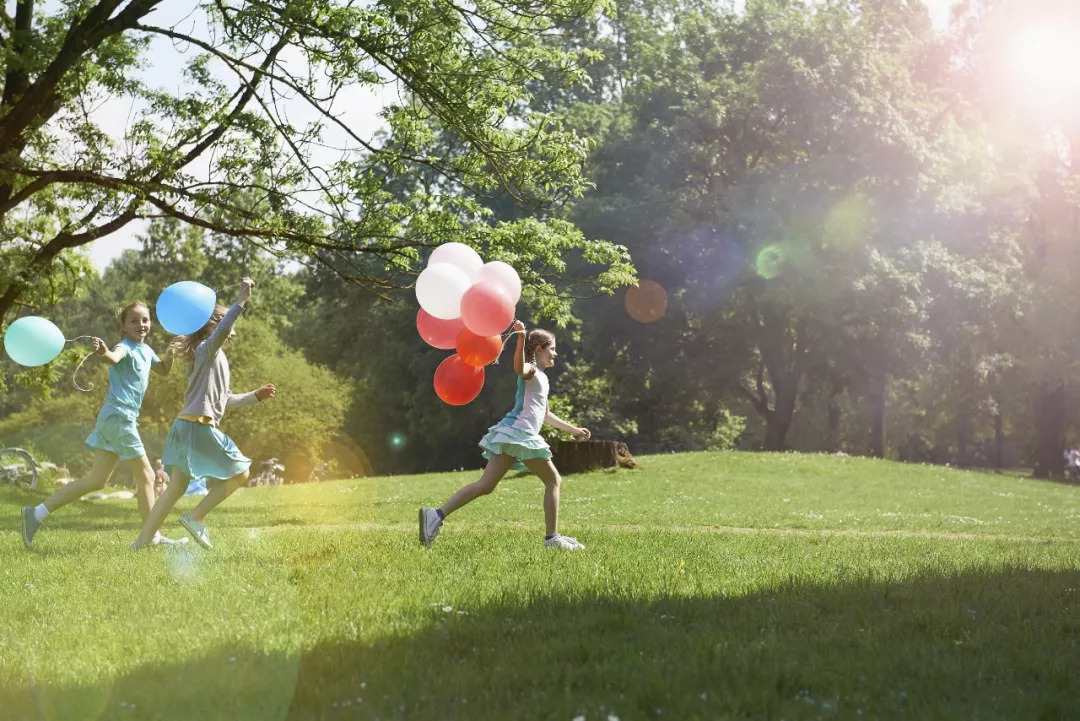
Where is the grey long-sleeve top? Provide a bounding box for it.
[177,303,259,426]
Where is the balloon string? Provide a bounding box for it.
[492,320,521,366]
[65,336,96,393]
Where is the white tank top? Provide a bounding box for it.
[498,370,549,435]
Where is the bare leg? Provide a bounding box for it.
[523,458,562,537]
[42,450,118,512]
[188,469,250,522]
[439,455,516,517]
[134,468,190,547]
[120,455,156,522]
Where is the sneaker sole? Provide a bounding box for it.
[418,509,428,547]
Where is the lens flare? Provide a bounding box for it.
[386,432,408,453]
[755,245,786,279]
[624,280,668,324]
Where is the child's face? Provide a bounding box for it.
[536,342,557,369]
[123,306,151,343]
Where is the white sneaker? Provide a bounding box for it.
[561,535,586,550]
[544,533,583,551]
[418,508,442,548]
[151,532,190,546]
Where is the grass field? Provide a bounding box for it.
[1,451,1079,720]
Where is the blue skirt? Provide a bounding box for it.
[85,409,146,461]
[479,423,552,471]
[162,419,250,482]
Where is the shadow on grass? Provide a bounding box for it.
[2,567,1079,720]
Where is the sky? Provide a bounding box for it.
[85,0,960,272]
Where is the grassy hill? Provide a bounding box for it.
[1,452,1078,720]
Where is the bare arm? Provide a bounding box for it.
[93,337,125,365]
[152,346,175,376]
[544,410,591,440]
[511,320,535,380]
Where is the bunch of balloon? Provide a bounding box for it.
[414,243,522,406]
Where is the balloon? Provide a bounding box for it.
[433,354,485,406]
[156,281,216,335]
[456,328,503,367]
[429,242,483,279]
[461,281,515,337]
[416,309,464,350]
[3,316,65,367]
[475,261,522,304]
[416,263,471,320]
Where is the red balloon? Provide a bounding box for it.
[417,309,464,350]
[434,354,485,405]
[456,328,503,367]
[461,282,514,337]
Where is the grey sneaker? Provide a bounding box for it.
[544,533,583,551]
[21,507,41,550]
[179,514,212,549]
[418,508,442,548]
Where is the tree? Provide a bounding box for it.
[0,0,633,324]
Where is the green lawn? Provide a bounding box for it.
[1,451,1079,720]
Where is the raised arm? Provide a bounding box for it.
[511,320,535,380]
[206,278,254,357]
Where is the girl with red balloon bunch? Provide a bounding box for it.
[419,321,591,551]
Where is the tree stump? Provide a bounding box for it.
[551,440,637,474]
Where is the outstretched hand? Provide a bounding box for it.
[572,427,591,441]
[511,320,526,335]
[91,337,107,355]
[256,383,276,401]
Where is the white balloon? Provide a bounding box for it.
[429,242,483,279]
[416,263,472,320]
[475,261,522,304]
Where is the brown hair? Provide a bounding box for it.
[524,329,555,363]
[168,304,228,359]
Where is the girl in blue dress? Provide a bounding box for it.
[419,321,591,550]
[21,302,181,549]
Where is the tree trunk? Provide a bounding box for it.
[870,374,887,459]
[551,440,637,474]
[764,385,797,451]
[1033,381,1065,479]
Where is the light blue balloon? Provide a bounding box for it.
[156,281,216,335]
[4,316,66,367]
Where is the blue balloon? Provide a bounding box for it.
[156,281,216,335]
[4,316,66,367]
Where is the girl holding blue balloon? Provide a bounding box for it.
[132,278,275,550]
[21,302,184,550]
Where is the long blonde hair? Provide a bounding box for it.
[168,305,227,359]
[524,329,555,363]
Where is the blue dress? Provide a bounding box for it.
[84,338,159,460]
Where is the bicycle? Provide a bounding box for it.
[0,447,38,490]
